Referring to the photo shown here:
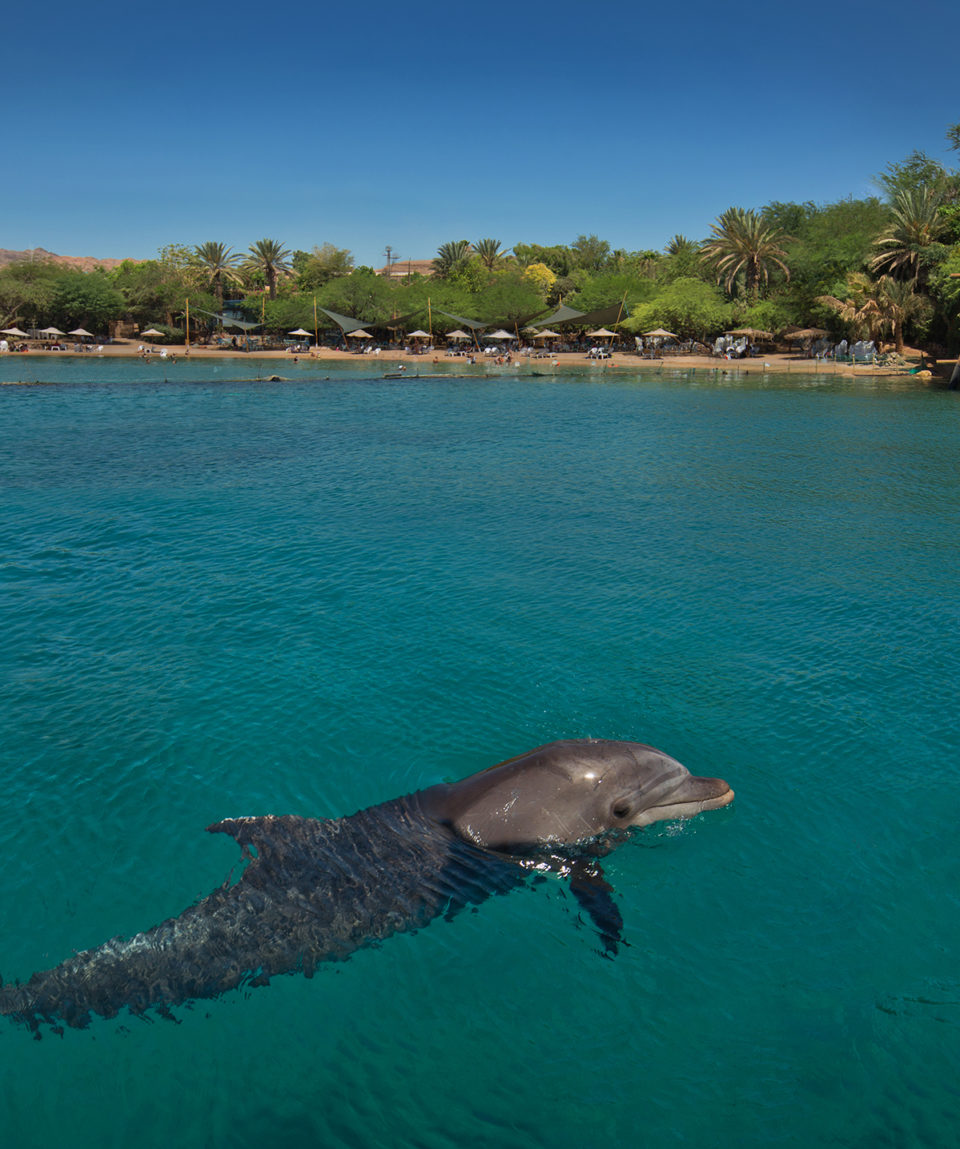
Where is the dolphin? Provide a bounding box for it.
[0,739,733,1034]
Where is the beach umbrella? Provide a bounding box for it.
[445,330,471,340]
[532,329,561,339]
[643,328,677,339]
[407,330,430,338]
[141,328,164,338]
[69,327,95,338]
[2,327,28,337]
[40,326,66,337]
[346,329,372,338]
[288,328,311,337]
[484,329,516,340]
[587,327,618,338]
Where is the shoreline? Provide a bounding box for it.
[0,342,941,378]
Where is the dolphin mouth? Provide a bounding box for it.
[634,776,734,827]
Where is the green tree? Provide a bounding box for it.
[0,259,59,328]
[433,240,472,278]
[474,270,545,327]
[874,150,954,202]
[875,275,929,353]
[816,273,884,342]
[870,186,947,282]
[566,272,655,314]
[194,241,242,313]
[295,243,355,290]
[701,207,792,297]
[474,238,508,270]
[623,278,734,341]
[657,235,707,284]
[315,267,396,327]
[244,238,293,300]
[513,243,573,277]
[49,270,124,332]
[569,234,611,273]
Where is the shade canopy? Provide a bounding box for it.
[531,302,627,329]
[68,327,95,337]
[192,308,262,332]
[530,304,585,327]
[726,328,773,340]
[643,328,677,338]
[786,328,828,341]
[316,307,375,333]
[434,309,487,331]
[40,326,66,336]
[2,327,28,337]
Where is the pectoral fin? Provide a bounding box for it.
[568,860,624,958]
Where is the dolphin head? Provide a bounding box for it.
[421,739,734,852]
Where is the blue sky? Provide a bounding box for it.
[4,0,958,268]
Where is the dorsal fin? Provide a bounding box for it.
[206,814,319,858]
[207,815,277,847]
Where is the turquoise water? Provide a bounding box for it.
[2,358,959,1147]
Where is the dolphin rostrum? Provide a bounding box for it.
[0,739,733,1034]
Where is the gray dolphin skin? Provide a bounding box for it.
[0,739,733,1035]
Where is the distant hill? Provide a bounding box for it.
[0,247,130,272]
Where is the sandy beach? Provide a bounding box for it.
[3,340,945,379]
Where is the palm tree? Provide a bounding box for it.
[665,234,698,257]
[194,241,242,312]
[244,238,293,300]
[432,240,472,278]
[870,186,946,283]
[818,273,927,353]
[474,238,507,270]
[817,273,883,342]
[701,207,792,296]
[875,276,928,353]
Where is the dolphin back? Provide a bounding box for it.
[0,798,522,1034]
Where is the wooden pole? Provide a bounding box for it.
[185,298,190,348]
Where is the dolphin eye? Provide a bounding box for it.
[612,801,631,820]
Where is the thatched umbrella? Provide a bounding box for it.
[726,328,773,341]
[532,329,562,339]
[786,328,828,342]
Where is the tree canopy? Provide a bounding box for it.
[4,122,960,355]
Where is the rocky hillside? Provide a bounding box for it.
[0,247,128,272]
